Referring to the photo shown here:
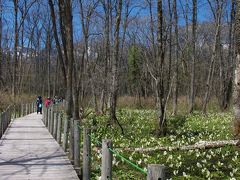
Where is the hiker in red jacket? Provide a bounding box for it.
[45,97,51,108]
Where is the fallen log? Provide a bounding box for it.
[121,140,239,152]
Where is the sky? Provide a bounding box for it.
[1,0,233,48]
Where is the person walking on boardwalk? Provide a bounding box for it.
[44,97,51,108]
[36,96,43,114]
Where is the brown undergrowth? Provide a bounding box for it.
[0,92,36,111]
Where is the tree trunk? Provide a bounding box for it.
[0,0,2,87]
[224,0,235,110]
[47,31,51,97]
[172,0,179,115]
[100,0,110,114]
[156,0,167,136]
[202,1,223,113]
[233,0,240,138]
[109,0,124,135]
[64,0,74,161]
[167,0,172,110]
[13,0,19,106]
[188,0,197,113]
[48,0,67,88]
[53,57,59,96]
[49,0,74,160]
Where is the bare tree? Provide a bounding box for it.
[48,0,74,160]
[202,0,224,113]
[233,0,240,138]
[100,0,111,114]
[13,0,19,107]
[78,0,99,113]
[188,0,197,113]
[172,0,179,115]
[0,0,2,87]
[109,0,124,134]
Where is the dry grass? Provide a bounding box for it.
[0,91,36,111]
[117,96,155,109]
[117,95,224,113]
[0,92,225,113]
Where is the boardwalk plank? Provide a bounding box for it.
[0,114,79,180]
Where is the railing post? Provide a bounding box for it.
[7,107,11,124]
[44,107,47,125]
[48,107,52,131]
[147,164,167,180]
[50,106,54,135]
[2,112,5,134]
[62,116,69,152]
[57,113,62,144]
[15,105,18,118]
[83,128,91,180]
[6,109,8,127]
[46,108,49,127]
[53,112,58,139]
[32,102,35,113]
[42,107,45,124]
[73,120,80,168]
[21,104,24,117]
[25,104,28,115]
[30,103,32,113]
[101,139,112,180]
[69,118,74,161]
[0,112,2,138]
[3,111,6,133]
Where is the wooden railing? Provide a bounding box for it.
[42,104,169,180]
[0,102,36,139]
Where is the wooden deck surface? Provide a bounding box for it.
[0,113,79,180]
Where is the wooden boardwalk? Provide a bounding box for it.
[0,113,79,180]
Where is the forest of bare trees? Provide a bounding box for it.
[0,0,236,134]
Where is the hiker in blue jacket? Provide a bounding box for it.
[36,96,43,114]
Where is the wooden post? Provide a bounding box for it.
[73,120,80,168]
[21,104,24,117]
[62,116,69,152]
[50,107,54,135]
[57,113,62,144]
[7,108,11,124]
[14,105,17,118]
[48,107,52,131]
[53,112,58,139]
[42,107,45,124]
[3,111,6,133]
[29,103,31,114]
[4,111,7,132]
[27,104,29,114]
[101,139,112,180]
[44,108,46,125]
[0,112,2,138]
[26,104,28,114]
[22,104,24,116]
[2,112,5,134]
[147,164,167,180]
[30,103,32,113]
[5,109,9,127]
[25,104,28,115]
[83,128,91,180]
[46,108,49,127]
[32,102,35,113]
[69,118,74,161]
